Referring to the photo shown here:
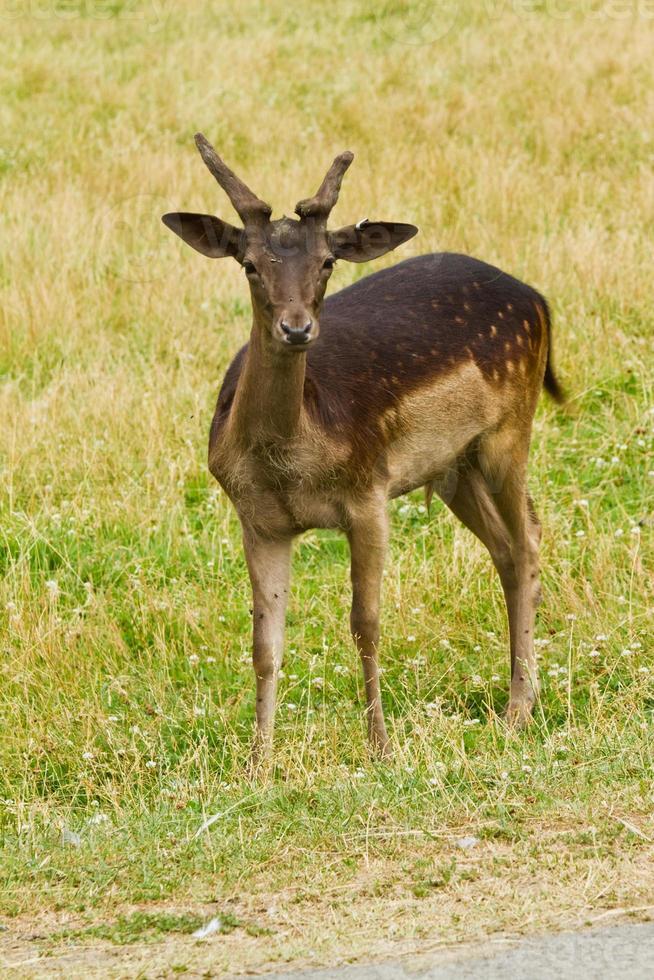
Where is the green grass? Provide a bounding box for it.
[57,911,209,945]
[0,0,653,973]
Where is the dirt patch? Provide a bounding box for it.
[3,838,654,978]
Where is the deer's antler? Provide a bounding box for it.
[295,151,354,224]
[194,133,272,226]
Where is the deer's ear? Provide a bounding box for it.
[162,212,246,260]
[329,221,418,263]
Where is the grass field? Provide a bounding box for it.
[1,0,653,974]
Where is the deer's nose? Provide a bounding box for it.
[280,321,314,345]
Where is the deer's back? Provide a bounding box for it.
[213,253,549,480]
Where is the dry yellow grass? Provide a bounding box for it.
[0,1,653,974]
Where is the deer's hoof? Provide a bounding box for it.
[247,740,273,780]
[504,699,535,729]
[370,733,393,761]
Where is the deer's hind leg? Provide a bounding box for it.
[477,430,542,724]
[435,447,541,725]
[435,463,515,597]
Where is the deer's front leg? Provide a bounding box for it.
[348,503,391,759]
[242,529,292,769]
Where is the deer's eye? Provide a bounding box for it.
[243,260,258,276]
[322,257,335,271]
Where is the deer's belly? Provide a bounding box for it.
[386,425,483,497]
[384,364,502,496]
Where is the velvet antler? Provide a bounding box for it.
[295,151,354,223]
[194,133,272,226]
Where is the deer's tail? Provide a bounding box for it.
[539,298,565,404]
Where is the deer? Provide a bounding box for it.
[162,133,563,768]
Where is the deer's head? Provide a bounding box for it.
[163,134,417,350]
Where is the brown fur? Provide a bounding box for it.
[163,138,563,767]
[211,252,552,505]
[206,253,558,762]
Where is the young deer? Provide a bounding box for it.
[163,134,562,765]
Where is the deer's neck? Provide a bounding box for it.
[230,319,307,444]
